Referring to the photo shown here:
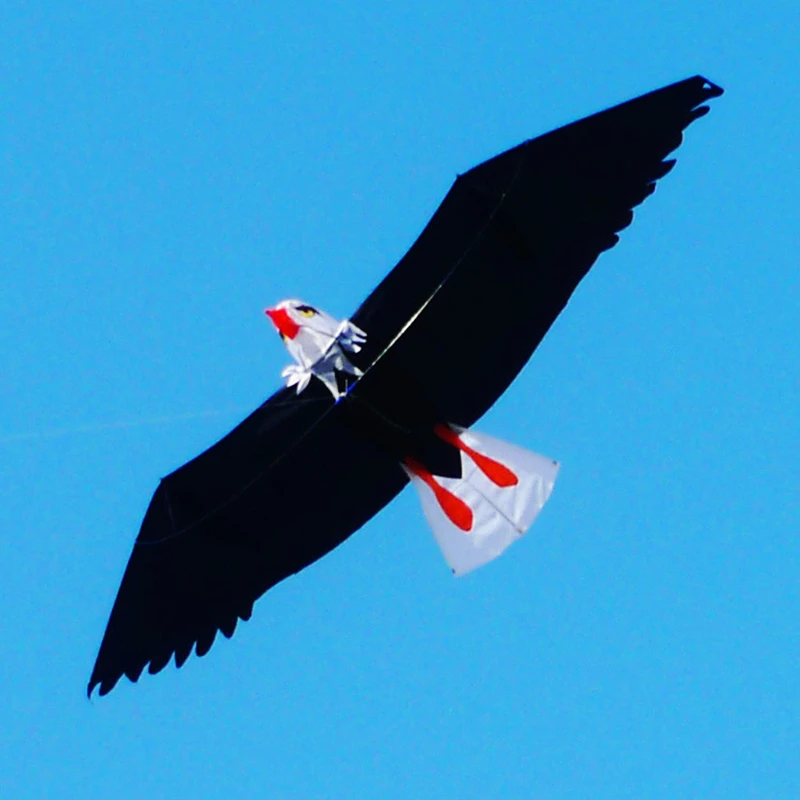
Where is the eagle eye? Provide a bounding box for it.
[296,305,316,318]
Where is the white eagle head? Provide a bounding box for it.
[264,299,367,398]
[264,299,341,343]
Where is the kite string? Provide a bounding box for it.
[0,397,330,446]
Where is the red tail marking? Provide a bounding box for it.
[404,456,473,532]
[265,307,300,340]
[434,424,519,488]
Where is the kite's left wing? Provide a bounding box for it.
[88,384,406,696]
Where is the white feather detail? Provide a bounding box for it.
[281,364,313,393]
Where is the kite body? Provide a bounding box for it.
[265,300,560,575]
[88,75,723,696]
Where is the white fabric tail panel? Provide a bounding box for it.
[403,427,560,576]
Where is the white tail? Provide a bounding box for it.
[403,426,559,576]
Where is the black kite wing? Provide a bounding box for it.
[88,383,406,696]
[351,76,723,426]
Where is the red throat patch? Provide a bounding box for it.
[265,308,300,340]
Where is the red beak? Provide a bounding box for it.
[265,307,300,340]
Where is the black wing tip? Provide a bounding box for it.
[87,673,119,698]
[87,662,110,698]
[693,75,724,98]
[87,653,176,698]
[87,608,253,697]
[87,659,155,698]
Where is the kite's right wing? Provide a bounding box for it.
[351,76,723,427]
[88,383,407,696]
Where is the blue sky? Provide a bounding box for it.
[1,2,798,797]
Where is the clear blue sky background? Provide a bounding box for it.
[1,2,797,797]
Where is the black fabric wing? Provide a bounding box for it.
[351,76,723,426]
[88,383,406,696]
